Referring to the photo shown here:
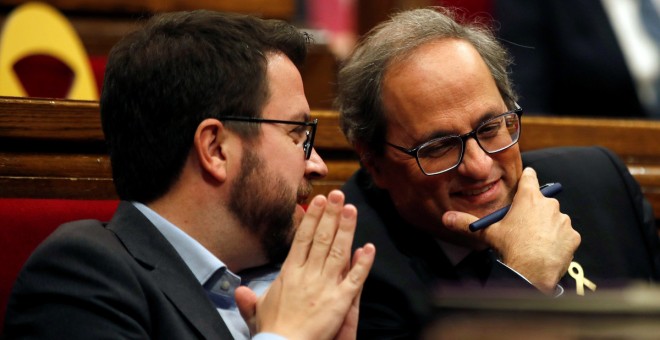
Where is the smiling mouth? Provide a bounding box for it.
[456,183,494,197]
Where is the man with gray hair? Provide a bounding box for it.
[337,7,660,338]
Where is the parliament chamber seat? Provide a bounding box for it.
[2,0,660,334]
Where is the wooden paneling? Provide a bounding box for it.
[1,0,295,56]
[0,97,111,199]
[2,96,660,220]
[518,116,660,219]
[0,4,338,109]
[519,116,660,160]
[0,97,355,200]
[0,97,103,141]
[1,0,295,20]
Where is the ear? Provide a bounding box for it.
[194,118,230,183]
[355,142,387,188]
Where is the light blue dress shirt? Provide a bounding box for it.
[132,202,285,340]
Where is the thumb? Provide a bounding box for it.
[235,286,258,334]
[442,210,479,235]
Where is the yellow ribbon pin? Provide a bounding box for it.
[568,261,597,296]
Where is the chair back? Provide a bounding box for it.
[0,2,98,100]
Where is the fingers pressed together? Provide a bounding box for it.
[237,190,375,339]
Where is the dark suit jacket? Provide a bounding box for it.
[343,146,660,339]
[3,202,233,339]
[494,0,648,117]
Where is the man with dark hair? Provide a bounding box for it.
[336,7,660,339]
[4,10,374,339]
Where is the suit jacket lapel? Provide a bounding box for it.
[107,202,234,339]
[357,169,457,283]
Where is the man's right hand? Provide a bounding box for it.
[444,167,581,294]
[236,190,375,339]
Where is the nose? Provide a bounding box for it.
[305,147,328,179]
[456,137,491,179]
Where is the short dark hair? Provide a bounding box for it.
[101,10,309,203]
[336,7,517,159]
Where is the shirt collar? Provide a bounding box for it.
[131,201,225,285]
[436,238,472,267]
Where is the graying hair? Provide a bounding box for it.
[336,7,517,158]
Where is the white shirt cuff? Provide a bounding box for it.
[496,259,564,297]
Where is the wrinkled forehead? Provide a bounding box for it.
[381,39,506,141]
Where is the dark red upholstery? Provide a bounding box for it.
[11,54,107,99]
[89,55,107,95]
[0,198,119,330]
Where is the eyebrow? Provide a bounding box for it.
[414,111,503,143]
[287,111,310,122]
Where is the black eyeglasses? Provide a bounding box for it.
[219,116,318,160]
[386,107,523,176]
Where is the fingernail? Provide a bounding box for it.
[329,191,342,204]
[444,212,456,225]
[342,206,355,218]
[313,195,325,206]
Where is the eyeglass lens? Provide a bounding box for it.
[417,112,520,174]
[303,130,311,159]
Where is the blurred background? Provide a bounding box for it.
[0,0,490,110]
[0,0,658,117]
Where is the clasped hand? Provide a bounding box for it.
[235,190,376,339]
[443,167,580,294]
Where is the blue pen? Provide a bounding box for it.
[468,182,563,232]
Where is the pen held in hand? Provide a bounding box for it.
[468,182,563,232]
